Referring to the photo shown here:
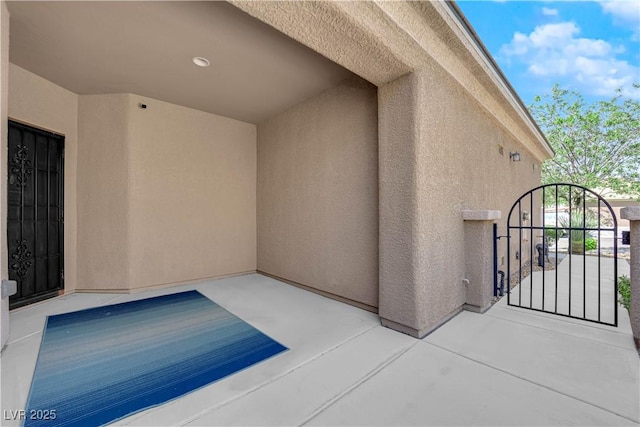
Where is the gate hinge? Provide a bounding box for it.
[61,270,65,281]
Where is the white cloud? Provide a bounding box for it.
[529,22,578,46]
[563,38,612,57]
[500,21,640,98]
[599,0,640,39]
[542,7,559,16]
[599,1,640,25]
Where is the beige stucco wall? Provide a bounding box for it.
[379,66,541,336]
[234,0,551,337]
[1,0,10,349]
[77,94,130,290]
[586,200,640,230]
[77,94,257,292]
[257,77,379,309]
[8,64,79,293]
[128,95,256,289]
[2,0,552,337]
[8,81,256,292]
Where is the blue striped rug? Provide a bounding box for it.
[24,291,288,426]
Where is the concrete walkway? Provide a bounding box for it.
[1,272,638,426]
[509,253,622,325]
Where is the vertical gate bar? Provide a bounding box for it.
[519,201,523,307]
[542,186,546,311]
[568,186,572,316]
[507,222,511,306]
[555,184,559,313]
[583,187,586,319]
[530,191,534,308]
[493,223,498,297]
[614,207,618,327]
[597,198,601,322]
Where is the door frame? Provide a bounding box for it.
[7,119,65,309]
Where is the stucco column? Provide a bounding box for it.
[378,72,423,337]
[621,206,640,349]
[379,68,470,338]
[462,210,501,312]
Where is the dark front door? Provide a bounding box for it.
[7,120,64,309]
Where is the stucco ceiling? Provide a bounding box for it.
[6,1,354,124]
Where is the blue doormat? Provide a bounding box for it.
[24,291,288,426]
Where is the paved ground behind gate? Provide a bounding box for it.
[509,254,622,325]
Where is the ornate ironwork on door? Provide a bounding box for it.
[7,121,65,309]
[10,144,33,188]
[10,239,33,279]
[498,183,618,326]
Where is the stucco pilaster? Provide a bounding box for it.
[379,68,473,338]
[462,210,501,312]
[378,72,422,336]
[621,206,640,349]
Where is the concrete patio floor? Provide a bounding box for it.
[1,272,638,426]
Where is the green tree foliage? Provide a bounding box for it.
[530,83,640,203]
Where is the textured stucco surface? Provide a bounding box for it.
[461,210,501,221]
[0,0,553,336]
[257,77,379,309]
[77,94,131,290]
[128,95,256,289]
[463,220,495,312]
[76,94,257,292]
[8,64,79,294]
[461,209,505,313]
[232,1,551,162]
[379,67,541,336]
[621,207,640,346]
[230,1,412,88]
[234,0,548,334]
[378,72,421,329]
[1,0,9,349]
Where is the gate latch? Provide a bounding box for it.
[622,231,630,245]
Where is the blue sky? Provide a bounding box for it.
[457,0,640,106]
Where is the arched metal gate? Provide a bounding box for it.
[496,183,618,326]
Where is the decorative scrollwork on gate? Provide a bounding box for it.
[10,239,32,279]
[10,145,33,188]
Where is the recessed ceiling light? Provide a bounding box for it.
[192,57,210,67]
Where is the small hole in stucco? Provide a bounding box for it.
[498,145,504,155]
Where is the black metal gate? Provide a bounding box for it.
[7,120,65,309]
[496,183,618,326]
